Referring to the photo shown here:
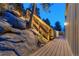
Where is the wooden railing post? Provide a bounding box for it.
[25,10,55,43]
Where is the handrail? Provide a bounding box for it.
[26,10,55,43]
[32,15,51,39]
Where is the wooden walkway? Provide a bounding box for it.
[30,38,73,56]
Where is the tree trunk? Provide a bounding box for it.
[28,3,36,28]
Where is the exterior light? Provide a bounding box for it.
[64,22,68,26]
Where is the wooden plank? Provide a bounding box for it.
[32,20,39,30]
[40,39,57,56]
[55,39,63,56]
[37,42,52,56]
[63,40,69,56]
[31,39,73,56]
[31,41,52,56]
[60,40,65,56]
[39,28,49,39]
[40,24,50,33]
[45,39,59,56]
[51,39,61,56]
[32,18,50,40]
[65,40,73,56]
[33,15,50,29]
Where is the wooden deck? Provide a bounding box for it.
[31,38,73,56]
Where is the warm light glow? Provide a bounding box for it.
[64,22,68,26]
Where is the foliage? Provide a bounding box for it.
[54,21,62,31]
[43,18,50,26]
[41,3,53,12]
[27,3,53,28]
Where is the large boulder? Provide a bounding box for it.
[0,18,20,34]
[0,19,12,34]
[0,11,39,55]
[3,11,26,29]
[20,30,38,49]
[0,29,38,55]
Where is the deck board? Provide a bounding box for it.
[60,40,64,56]
[51,39,61,56]
[55,39,63,56]
[41,39,57,56]
[31,38,73,56]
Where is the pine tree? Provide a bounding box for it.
[43,18,50,26]
[54,21,62,31]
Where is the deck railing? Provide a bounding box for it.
[26,10,55,43]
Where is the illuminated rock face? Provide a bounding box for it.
[0,30,38,56]
[66,4,79,55]
[3,11,26,29]
[0,5,38,55]
[0,3,24,16]
[0,4,9,11]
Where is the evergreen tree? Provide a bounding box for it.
[29,3,36,28]
[20,3,26,16]
[42,3,51,11]
[28,3,53,28]
[43,18,50,26]
[36,7,40,17]
[54,21,62,31]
